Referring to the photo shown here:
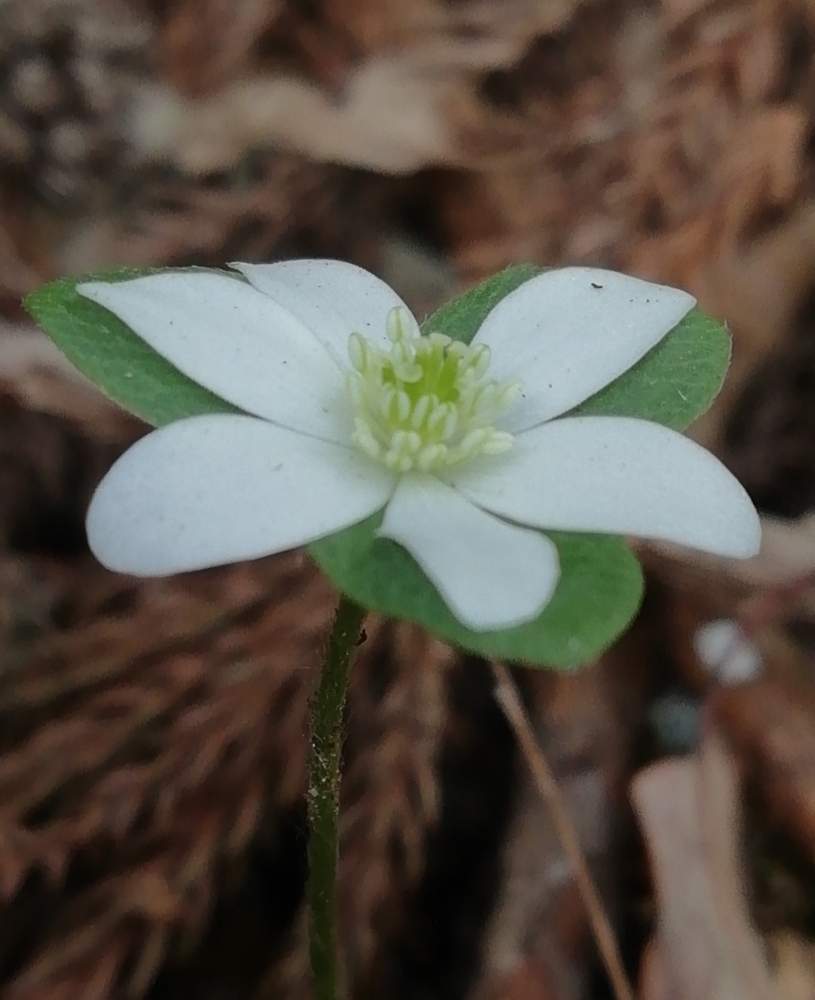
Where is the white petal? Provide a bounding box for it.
[88,414,394,575]
[378,474,559,631]
[473,268,696,430]
[228,259,419,366]
[449,416,760,558]
[78,271,349,441]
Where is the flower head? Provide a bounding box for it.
[78,261,760,632]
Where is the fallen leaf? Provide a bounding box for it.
[632,729,778,1000]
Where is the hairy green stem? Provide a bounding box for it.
[307,594,366,1000]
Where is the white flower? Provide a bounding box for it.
[78,261,760,632]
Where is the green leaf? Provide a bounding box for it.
[572,308,731,430]
[24,268,238,427]
[422,263,542,345]
[310,516,643,669]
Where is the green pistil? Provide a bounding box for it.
[347,307,520,474]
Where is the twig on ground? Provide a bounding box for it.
[490,659,635,1000]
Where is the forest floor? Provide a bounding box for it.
[2,1,815,997]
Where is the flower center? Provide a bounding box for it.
[346,307,521,473]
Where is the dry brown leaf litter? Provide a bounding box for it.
[3,0,815,996]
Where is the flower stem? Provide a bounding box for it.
[307,594,366,1000]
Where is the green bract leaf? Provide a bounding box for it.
[24,268,238,427]
[422,263,542,345]
[573,308,730,430]
[310,517,643,669]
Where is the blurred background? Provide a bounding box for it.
[2,0,815,997]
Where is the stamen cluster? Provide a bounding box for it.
[347,307,520,473]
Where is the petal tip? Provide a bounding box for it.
[731,508,762,559]
[85,483,147,577]
[458,578,560,632]
[76,280,106,300]
[378,477,561,633]
[707,494,761,560]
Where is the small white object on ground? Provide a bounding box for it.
[693,618,763,685]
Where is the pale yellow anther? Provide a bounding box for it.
[474,384,497,415]
[346,307,521,473]
[428,332,451,350]
[348,332,368,373]
[499,381,522,408]
[411,394,431,429]
[469,344,490,378]
[483,431,514,455]
[426,404,451,439]
[418,443,447,471]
